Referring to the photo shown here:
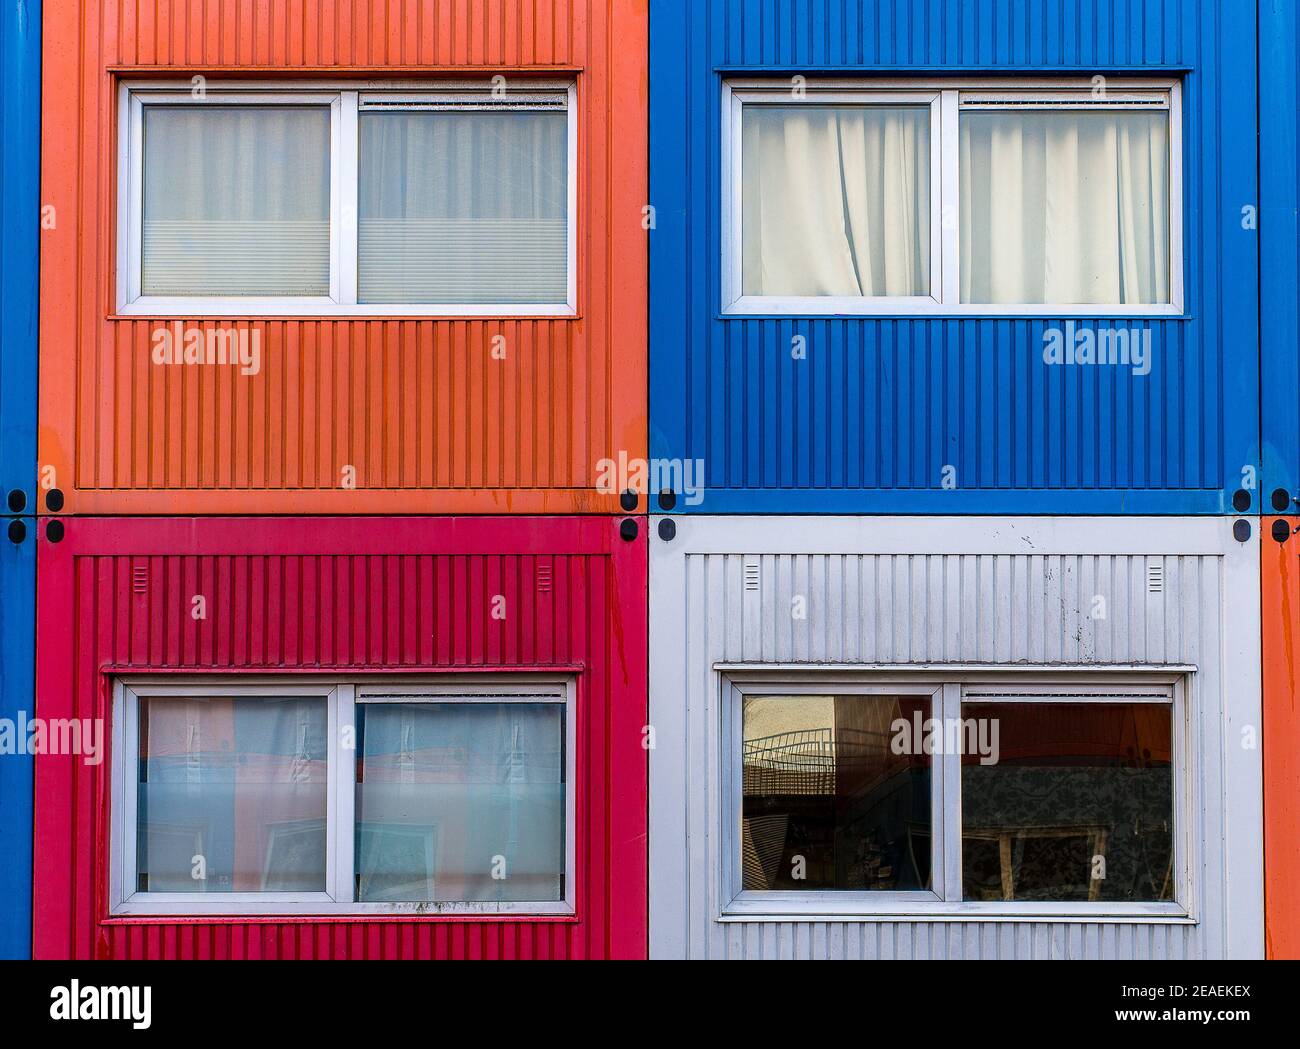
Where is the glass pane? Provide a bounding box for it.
[142,105,331,296]
[136,695,328,893]
[741,104,931,298]
[355,702,565,903]
[961,702,1174,902]
[358,110,568,304]
[741,695,932,891]
[961,109,1170,304]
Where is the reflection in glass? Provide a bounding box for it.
[741,695,931,891]
[960,702,1173,902]
[137,695,328,893]
[355,702,565,903]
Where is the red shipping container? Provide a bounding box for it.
[1265,517,1300,960]
[32,515,647,959]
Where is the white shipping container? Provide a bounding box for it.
[649,516,1263,959]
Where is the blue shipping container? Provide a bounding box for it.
[1261,0,1299,513]
[0,520,33,959]
[0,0,39,960]
[649,0,1259,515]
[1,0,38,510]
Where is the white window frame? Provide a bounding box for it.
[720,670,1192,922]
[721,77,1184,318]
[115,79,579,318]
[110,676,578,917]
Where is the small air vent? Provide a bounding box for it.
[359,96,566,111]
[962,98,1164,108]
[1147,563,1164,594]
[132,565,149,594]
[744,561,761,592]
[537,563,553,594]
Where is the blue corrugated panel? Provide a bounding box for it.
[1261,0,1299,514]
[0,0,39,960]
[0,522,33,959]
[650,0,1259,514]
[1,0,38,510]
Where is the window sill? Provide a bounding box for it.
[718,901,1194,924]
[113,303,581,321]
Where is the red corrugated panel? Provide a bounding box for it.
[32,516,648,959]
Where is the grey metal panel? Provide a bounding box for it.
[649,517,1262,960]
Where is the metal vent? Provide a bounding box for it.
[1147,563,1164,594]
[132,565,148,594]
[537,563,553,593]
[359,96,566,112]
[962,98,1164,108]
[744,561,761,592]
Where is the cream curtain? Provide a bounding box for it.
[961,109,1170,304]
[741,104,931,298]
[142,106,331,297]
[358,110,568,305]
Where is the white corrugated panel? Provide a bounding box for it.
[648,517,1263,960]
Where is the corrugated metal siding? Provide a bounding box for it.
[648,0,1259,514]
[1263,517,1300,959]
[648,517,1262,959]
[1261,1,1299,508]
[1,0,39,507]
[38,0,648,514]
[0,525,35,959]
[33,516,648,960]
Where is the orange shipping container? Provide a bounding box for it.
[38,0,647,515]
[1265,517,1300,959]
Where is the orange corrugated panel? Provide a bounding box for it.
[38,0,647,514]
[1264,517,1300,959]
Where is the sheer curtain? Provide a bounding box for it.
[741,104,931,298]
[142,106,331,297]
[960,109,1170,304]
[354,702,565,903]
[358,110,568,305]
[137,696,328,893]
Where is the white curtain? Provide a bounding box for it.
[961,109,1170,304]
[142,106,331,297]
[354,702,565,903]
[741,105,930,298]
[358,110,568,305]
[137,696,328,893]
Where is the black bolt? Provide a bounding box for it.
[1273,488,1293,513]
[1272,520,1292,544]
[619,519,638,542]
[1232,519,1252,544]
[658,490,677,512]
[1232,489,1251,512]
[46,488,65,513]
[6,489,26,514]
[658,519,677,542]
[46,520,65,544]
[7,519,26,545]
[619,490,638,512]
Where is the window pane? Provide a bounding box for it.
[141,106,331,297]
[960,109,1170,304]
[742,695,932,891]
[137,695,328,893]
[961,703,1174,902]
[741,105,931,298]
[355,702,565,903]
[358,110,568,304]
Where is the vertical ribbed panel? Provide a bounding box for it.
[40,0,648,513]
[0,0,39,504]
[0,533,35,959]
[1260,0,1300,502]
[648,0,1258,514]
[33,517,648,960]
[649,517,1262,959]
